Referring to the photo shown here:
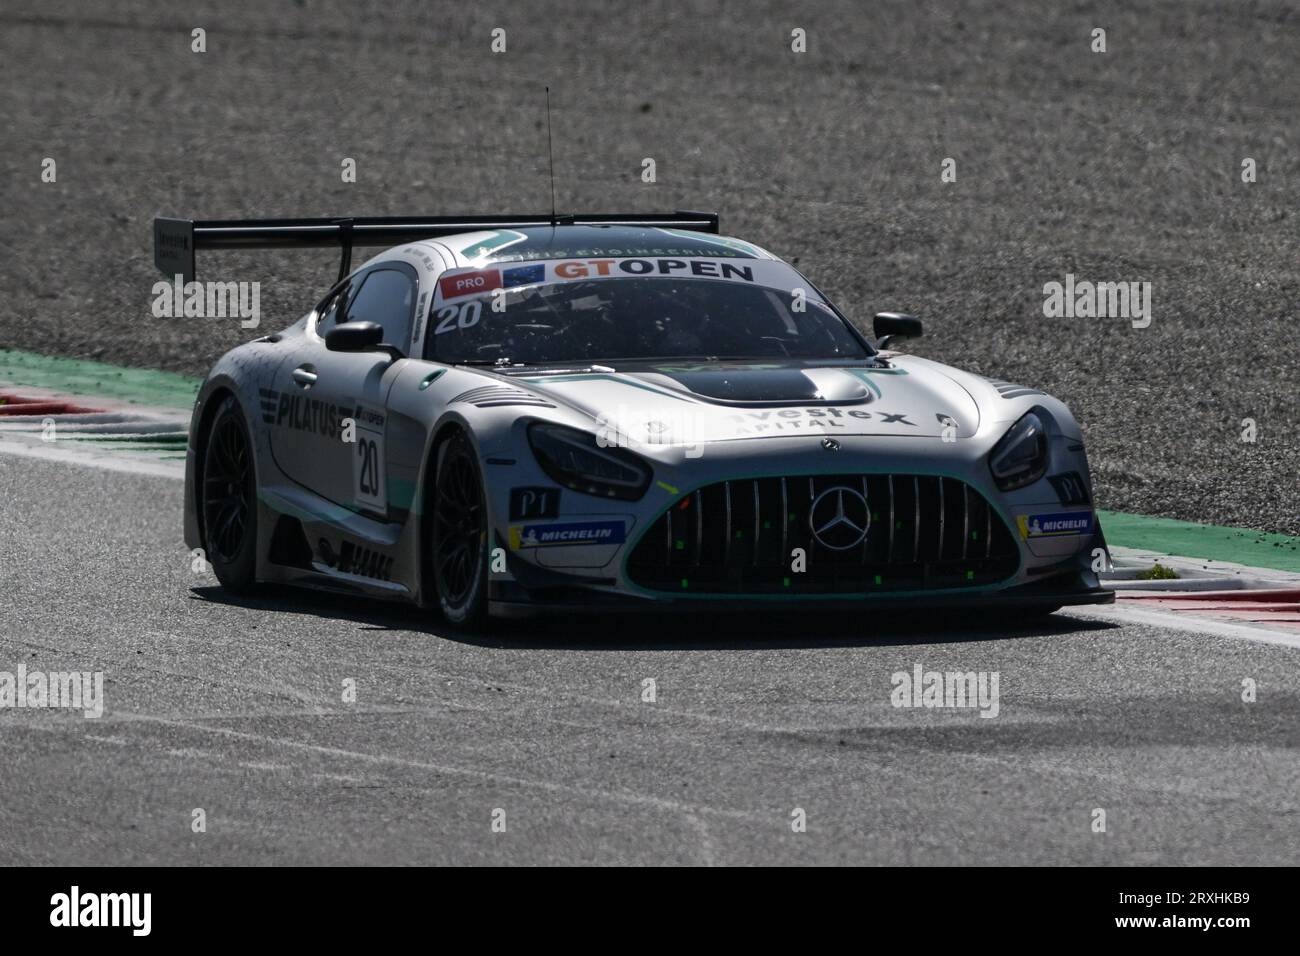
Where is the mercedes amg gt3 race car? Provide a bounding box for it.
[155,211,1113,623]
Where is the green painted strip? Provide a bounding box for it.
[1099,510,1300,573]
[0,349,201,410]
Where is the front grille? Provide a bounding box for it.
[627,474,1019,595]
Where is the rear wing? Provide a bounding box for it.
[153,211,720,283]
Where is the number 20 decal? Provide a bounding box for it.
[350,406,386,512]
[357,438,380,496]
[434,300,483,335]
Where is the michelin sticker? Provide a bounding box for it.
[1016,511,1093,538]
[509,519,627,550]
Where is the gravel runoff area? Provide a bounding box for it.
[0,0,1296,534]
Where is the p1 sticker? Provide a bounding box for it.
[509,519,626,549]
[1017,511,1093,538]
[509,486,561,521]
[1047,472,1090,506]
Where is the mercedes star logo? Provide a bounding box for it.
[809,485,870,550]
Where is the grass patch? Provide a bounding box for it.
[1135,563,1180,581]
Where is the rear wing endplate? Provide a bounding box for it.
[153,211,720,283]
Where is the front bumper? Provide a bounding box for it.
[488,568,1114,618]
[488,429,1111,618]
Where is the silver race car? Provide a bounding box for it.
[156,212,1113,624]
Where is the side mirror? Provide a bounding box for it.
[325,321,384,352]
[873,312,923,350]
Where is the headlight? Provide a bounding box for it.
[528,423,652,500]
[989,411,1048,491]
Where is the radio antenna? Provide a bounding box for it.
[545,86,557,225]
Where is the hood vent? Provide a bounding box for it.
[644,367,872,407]
[985,379,1043,399]
[451,384,555,408]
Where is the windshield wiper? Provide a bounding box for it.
[453,358,522,368]
[505,363,618,375]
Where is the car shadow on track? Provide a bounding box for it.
[189,586,1118,649]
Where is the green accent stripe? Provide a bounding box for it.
[840,368,884,397]
[0,349,201,410]
[1099,510,1300,573]
[515,372,697,403]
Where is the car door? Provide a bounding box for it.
[267,278,354,501]
[270,263,419,517]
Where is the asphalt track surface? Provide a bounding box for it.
[0,0,1297,535]
[2,453,1297,865]
[0,0,1296,869]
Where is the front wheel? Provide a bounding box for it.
[430,432,488,626]
[201,395,258,591]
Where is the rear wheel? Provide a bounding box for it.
[201,396,258,591]
[430,432,488,626]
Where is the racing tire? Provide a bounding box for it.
[430,431,488,627]
[201,395,258,592]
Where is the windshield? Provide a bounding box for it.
[425,275,870,366]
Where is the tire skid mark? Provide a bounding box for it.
[108,709,775,825]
